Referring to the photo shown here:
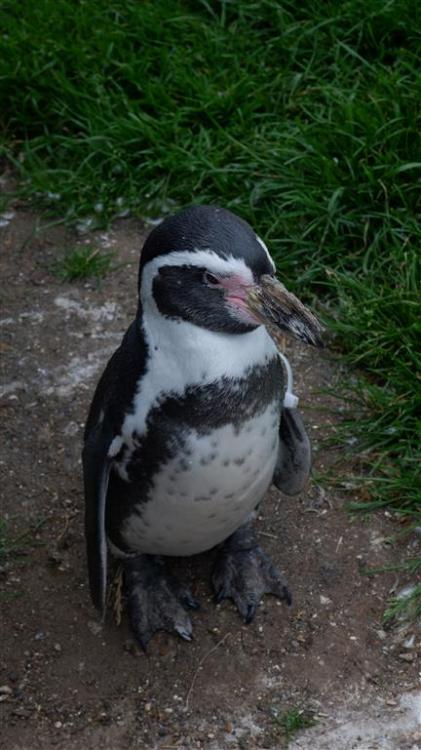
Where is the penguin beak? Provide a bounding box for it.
[245,275,324,348]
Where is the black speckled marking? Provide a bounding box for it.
[222,459,230,467]
[106,357,282,553]
[234,457,246,466]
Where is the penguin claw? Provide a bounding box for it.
[244,603,257,624]
[175,623,193,641]
[212,529,291,624]
[281,584,292,607]
[182,592,200,610]
[215,585,227,603]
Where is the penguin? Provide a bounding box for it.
[83,205,323,647]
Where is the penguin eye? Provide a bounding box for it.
[203,271,220,288]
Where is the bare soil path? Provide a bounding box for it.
[0,209,419,749]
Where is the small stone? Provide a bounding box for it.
[403,634,415,650]
[0,686,13,695]
[398,652,414,662]
[320,595,332,605]
[123,639,141,656]
[376,629,387,641]
[144,703,152,712]
[12,707,31,718]
[87,620,102,636]
[54,721,62,728]
[225,722,233,733]
[54,643,62,652]
[396,584,416,601]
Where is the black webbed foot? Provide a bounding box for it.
[124,555,199,650]
[212,525,291,623]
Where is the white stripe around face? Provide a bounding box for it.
[140,249,254,306]
[255,235,276,273]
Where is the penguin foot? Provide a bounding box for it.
[212,525,291,624]
[124,555,199,649]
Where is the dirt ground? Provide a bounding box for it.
[0,204,420,749]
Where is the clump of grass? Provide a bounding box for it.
[384,583,421,623]
[323,241,420,521]
[0,517,46,564]
[271,707,316,745]
[53,246,115,281]
[0,519,20,561]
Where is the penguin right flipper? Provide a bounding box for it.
[82,416,113,617]
[273,407,311,496]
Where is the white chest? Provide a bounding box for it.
[121,400,280,556]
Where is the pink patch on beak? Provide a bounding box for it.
[220,275,260,326]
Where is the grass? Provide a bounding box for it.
[53,245,115,281]
[0,1,419,605]
[0,517,46,563]
[0,519,21,561]
[384,583,421,622]
[271,706,316,745]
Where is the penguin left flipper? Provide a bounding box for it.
[82,416,113,617]
[212,524,291,623]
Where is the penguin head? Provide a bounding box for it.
[138,205,323,345]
